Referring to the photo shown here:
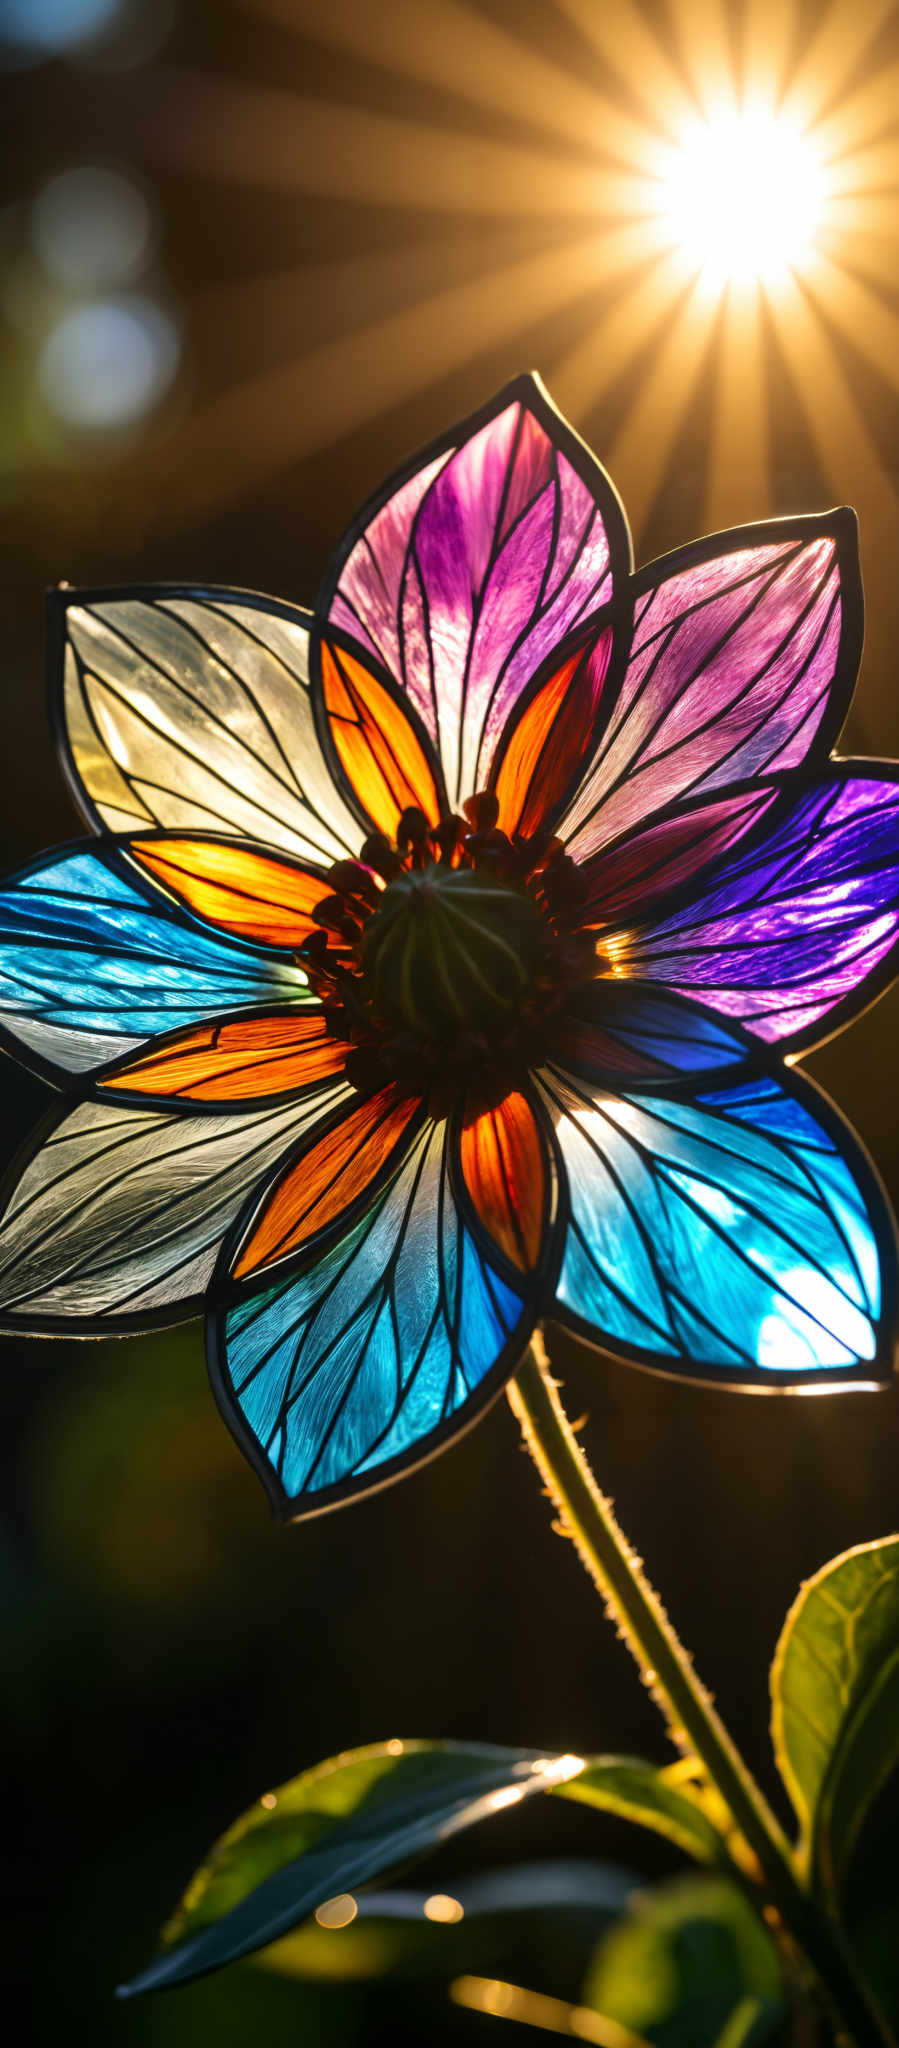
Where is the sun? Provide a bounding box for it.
[657,106,826,291]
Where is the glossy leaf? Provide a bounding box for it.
[120,1740,585,1995]
[556,1756,731,1869]
[770,1535,899,1903]
[583,1875,784,2048]
[55,586,360,861]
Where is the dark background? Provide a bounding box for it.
[3,2,899,2041]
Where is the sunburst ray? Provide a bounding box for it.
[768,271,898,729]
[667,0,735,114]
[739,0,800,105]
[146,66,653,221]
[554,0,696,141]
[804,248,899,394]
[704,280,771,528]
[236,0,657,169]
[781,0,897,128]
[134,228,618,514]
[549,248,690,428]
[604,275,721,541]
[77,0,899,596]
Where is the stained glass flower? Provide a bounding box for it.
[1,374,897,1518]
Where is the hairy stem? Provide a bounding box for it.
[508,1331,894,2048]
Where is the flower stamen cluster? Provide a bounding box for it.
[299,793,597,1114]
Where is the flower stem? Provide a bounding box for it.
[507,1330,895,2048]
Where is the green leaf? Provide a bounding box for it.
[555,1756,732,1868]
[583,1874,784,2048]
[119,1739,585,1997]
[770,1535,899,1902]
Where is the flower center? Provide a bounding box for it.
[301,797,599,1110]
[360,864,545,1038]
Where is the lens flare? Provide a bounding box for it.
[658,108,825,288]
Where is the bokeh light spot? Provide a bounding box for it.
[314,1895,358,1930]
[0,0,119,51]
[37,294,180,430]
[32,166,153,288]
[0,0,172,67]
[423,1893,464,1924]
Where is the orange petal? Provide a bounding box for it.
[320,637,441,839]
[459,1090,546,1271]
[494,624,613,839]
[129,839,329,948]
[234,1086,420,1277]
[99,1011,349,1103]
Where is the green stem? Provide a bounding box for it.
[508,1331,894,2048]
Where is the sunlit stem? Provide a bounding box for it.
[508,1331,895,2048]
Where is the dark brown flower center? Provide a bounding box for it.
[360,865,545,1037]
[300,797,598,1111]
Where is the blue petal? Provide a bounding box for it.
[0,844,309,1075]
[541,1063,895,1385]
[212,1119,534,1515]
[559,982,752,1086]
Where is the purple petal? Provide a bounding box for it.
[321,377,629,809]
[562,513,860,860]
[615,768,899,1049]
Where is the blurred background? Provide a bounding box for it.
[3,1,899,2040]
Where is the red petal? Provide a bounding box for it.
[458,1089,546,1271]
[494,624,613,840]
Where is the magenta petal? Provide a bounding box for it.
[321,376,630,809]
[617,766,899,1051]
[562,512,861,861]
[581,784,777,926]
